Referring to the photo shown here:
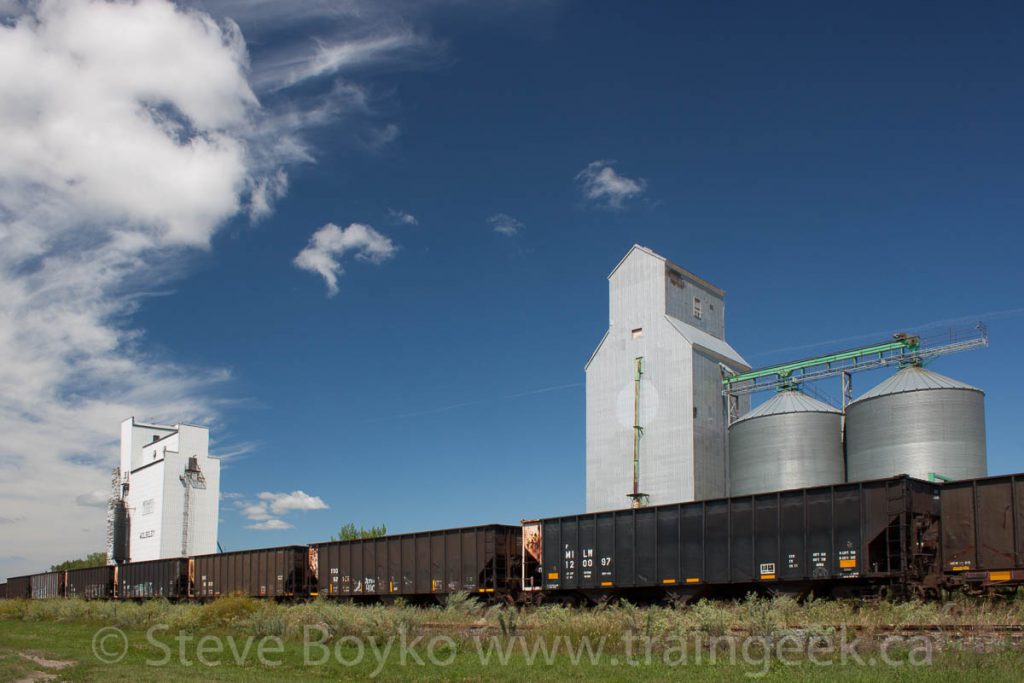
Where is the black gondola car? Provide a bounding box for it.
[192,546,312,599]
[939,474,1024,589]
[6,576,30,599]
[528,476,941,602]
[65,566,116,599]
[30,571,65,599]
[315,525,521,600]
[119,558,189,600]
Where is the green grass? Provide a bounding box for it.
[1,595,1022,681]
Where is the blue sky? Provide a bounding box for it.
[0,0,1021,575]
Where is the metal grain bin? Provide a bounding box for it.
[534,477,938,596]
[846,366,986,482]
[939,474,1024,582]
[6,576,30,599]
[729,390,844,496]
[30,572,65,599]
[192,546,311,599]
[65,566,115,599]
[316,525,521,598]
[119,558,189,599]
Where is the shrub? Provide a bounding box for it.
[444,591,477,616]
[742,593,778,637]
[691,598,731,637]
[200,595,261,627]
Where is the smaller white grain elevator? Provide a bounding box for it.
[109,418,220,563]
[586,245,749,512]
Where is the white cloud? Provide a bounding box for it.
[256,32,428,92]
[246,519,293,531]
[364,123,401,149]
[0,0,291,578]
[240,503,273,521]
[294,223,397,296]
[235,490,326,531]
[0,0,528,578]
[388,209,418,226]
[488,213,524,236]
[258,490,329,515]
[576,160,646,209]
[248,169,289,222]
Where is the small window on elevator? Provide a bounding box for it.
[693,297,703,320]
[631,328,644,339]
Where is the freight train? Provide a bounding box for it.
[2,473,1022,604]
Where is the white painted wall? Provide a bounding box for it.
[125,460,165,561]
[120,418,175,474]
[121,420,220,562]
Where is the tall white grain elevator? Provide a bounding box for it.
[110,418,221,562]
[586,245,749,512]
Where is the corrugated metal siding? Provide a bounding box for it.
[587,248,744,512]
[847,387,986,482]
[854,366,979,402]
[692,350,732,500]
[729,409,844,496]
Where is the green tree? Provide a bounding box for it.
[50,551,107,572]
[333,523,387,541]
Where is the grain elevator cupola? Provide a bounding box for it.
[585,245,749,512]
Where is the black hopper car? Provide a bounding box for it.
[315,524,521,603]
[2,473,1023,603]
[523,473,1024,603]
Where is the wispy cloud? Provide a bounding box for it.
[576,160,646,209]
[240,503,273,522]
[488,213,524,236]
[258,490,329,515]
[0,0,544,577]
[0,0,273,577]
[256,31,430,92]
[247,519,294,531]
[363,123,402,150]
[248,170,290,222]
[294,223,397,296]
[388,209,419,226]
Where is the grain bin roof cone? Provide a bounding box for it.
[845,365,986,483]
[728,389,844,496]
